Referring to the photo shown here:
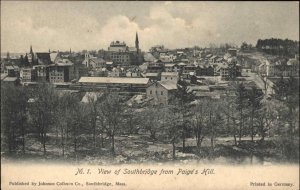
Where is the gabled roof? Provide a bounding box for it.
[5,66,14,70]
[143,53,156,62]
[1,73,8,80]
[145,73,159,77]
[164,63,176,67]
[216,57,223,62]
[210,55,217,60]
[36,53,51,64]
[158,81,177,90]
[206,54,213,58]
[49,59,74,66]
[90,57,105,64]
[3,77,18,82]
[50,52,59,62]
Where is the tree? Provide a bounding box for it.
[1,84,29,153]
[173,79,195,153]
[100,92,123,156]
[241,42,248,50]
[234,82,249,142]
[191,100,210,155]
[220,95,239,145]
[273,76,299,139]
[164,105,182,160]
[256,99,279,141]
[142,106,162,140]
[247,87,263,142]
[55,92,79,156]
[70,102,90,156]
[24,54,29,67]
[86,92,102,149]
[192,99,223,157]
[28,83,59,155]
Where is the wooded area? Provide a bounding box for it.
[1,78,299,163]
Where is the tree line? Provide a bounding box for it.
[256,38,299,57]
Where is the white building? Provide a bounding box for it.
[161,72,179,83]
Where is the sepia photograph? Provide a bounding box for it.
[1,1,299,190]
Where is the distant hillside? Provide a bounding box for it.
[1,52,25,59]
[256,38,299,58]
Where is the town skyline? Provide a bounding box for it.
[1,1,299,53]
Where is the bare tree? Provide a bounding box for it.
[28,83,59,155]
[100,92,123,156]
[191,100,210,155]
[164,106,182,160]
[220,95,239,145]
[142,106,163,140]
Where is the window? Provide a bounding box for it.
[171,77,173,80]
[161,91,163,95]
[150,90,152,94]
[165,77,167,79]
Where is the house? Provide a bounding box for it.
[159,54,175,63]
[20,68,37,82]
[215,57,224,63]
[182,64,197,79]
[1,76,20,85]
[196,65,214,76]
[215,64,229,79]
[33,65,48,81]
[126,66,141,77]
[146,81,177,105]
[286,57,299,76]
[48,59,76,83]
[108,67,125,77]
[228,48,238,57]
[89,57,106,69]
[164,63,176,72]
[4,65,17,77]
[209,55,218,63]
[161,72,179,83]
[147,62,164,73]
[82,53,106,68]
[143,52,157,62]
[181,59,189,63]
[142,72,160,81]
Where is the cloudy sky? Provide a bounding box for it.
[1,1,299,53]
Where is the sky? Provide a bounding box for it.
[1,1,299,53]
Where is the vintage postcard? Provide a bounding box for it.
[1,1,299,190]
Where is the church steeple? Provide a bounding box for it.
[29,45,35,65]
[135,32,139,50]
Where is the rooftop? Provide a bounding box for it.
[161,72,178,76]
[78,77,150,85]
[3,77,18,82]
[158,81,177,90]
[164,63,176,67]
